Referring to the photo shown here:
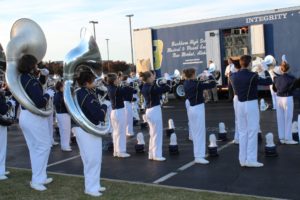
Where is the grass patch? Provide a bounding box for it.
[0,168,264,200]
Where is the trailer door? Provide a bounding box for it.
[205,30,222,85]
[133,28,153,73]
[250,24,265,57]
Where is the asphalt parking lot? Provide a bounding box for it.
[6,97,300,199]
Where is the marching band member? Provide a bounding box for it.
[0,90,15,180]
[75,67,107,197]
[130,70,140,122]
[183,68,216,164]
[205,60,218,103]
[53,81,72,151]
[140,71,171,161]
[264,55,278,110]
[95,75,113,134]
[230,55,272,167]
[107,73,130,158]
[185,99,192,141]
[41,68,59,147]
[225,58,235,102]
[231,64,240,144]
[273,58,300,144]
[18,55,55,190]
[121,74,137,137]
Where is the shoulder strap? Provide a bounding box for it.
[80,90,90,108]
[247,74,256,101]
[24,77,35,91]
[195,81,200,104]
[148,84,153,108]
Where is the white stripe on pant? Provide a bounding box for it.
[188,103,206,158]
[270,85,277,109]
[74,127,102,193]
[276,96,293,141]
[106,102,113,133]
[0,125,7,176]
[237,100,259,164]
[47,112,55,144]
[19,110,51,184]
[146,105,163,158]
[56,113,71,149]
[111,108,127,154]
[124,101,134,135]
[185,99,192,140]
[233,95,239,142]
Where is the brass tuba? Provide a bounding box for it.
[63,28,110,137]
[5,18,52,116]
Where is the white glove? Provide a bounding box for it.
[126,77,133,84]
[40,68,49,76]
[8,99,16,107]
[164,73,172,81]
[46,89,55,97]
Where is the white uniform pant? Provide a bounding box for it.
[111,108,126,154]
[189,103,206,158]
[75,127,102,193]
[0,125,7,176]
[47,113,55,144]
[185,99,192,140]
[106,102,113,133]
[132,101,140,121]
[19,110,51,184]
[233,95,239,142]
[56,113,71,149]
[124,101,134,135]
[270,85,277,109]
[237,100,259,164]
[276,96,293,141]
[146,105,163,158]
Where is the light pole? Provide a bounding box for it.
[105,39,110,61]
[89,20,98,40]
[125,14,134,64]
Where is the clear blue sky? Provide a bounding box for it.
[0,0,298,63]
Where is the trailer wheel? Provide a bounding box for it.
[173,83,185,99]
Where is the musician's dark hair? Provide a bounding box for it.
[228,57,233,62]
[76,67,95,87]
[183,68,196,79]
[17,54,38,73]
[239,55,252,68]
[139,71,152,82]
[122,74,128,81]
[235,63,242,70]
[150,70,156,76]
[280,61,289,73]
[107,73,118,85]
[55,81,63,91]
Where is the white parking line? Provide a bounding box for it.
[47,155,81,167]
[153,141,234,184]
[153,172,178,184]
